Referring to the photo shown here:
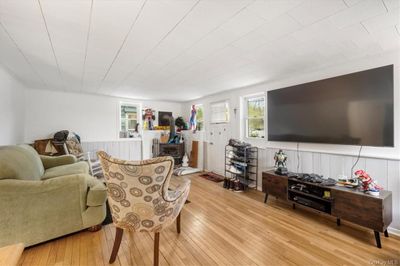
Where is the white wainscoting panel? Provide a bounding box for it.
[81,140,142,161]
[387,160,400,231]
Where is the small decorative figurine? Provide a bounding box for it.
[182,154,189,167]
[189,105,197,131]
[142,108,155,130]
[274,149,288,175]
[354,170,383,196]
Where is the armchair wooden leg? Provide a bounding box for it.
[176,212,181,234]
[109,227,124,264]
[154,232,160,266]
[88,224,102,232]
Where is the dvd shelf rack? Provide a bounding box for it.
[225,144,258,190]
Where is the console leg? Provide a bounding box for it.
[264,193,268,203]
[374,231,382,248]
[292,203,295,209]
[336,218,341,226]
[384,229,389,238]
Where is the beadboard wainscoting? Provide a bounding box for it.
[254,147,400,233]
[81,140,142,161]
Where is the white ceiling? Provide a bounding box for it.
[0,0,399,102]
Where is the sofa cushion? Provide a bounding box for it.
[0,145,45,180]
[42,161,89,180]
[40,155,77,169]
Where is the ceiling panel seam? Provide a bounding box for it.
[100,0,201,93]
[37,0,66,90]
[360,22,371,34]
[136,0,258,86]
[99,0,147,87]
[158,1,353,84]
[81,0,94,92]
[123,0,305,87]
[381,0,389,13]
[0,20,48,89]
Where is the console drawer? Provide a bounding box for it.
[262,173,288,200]
[331,189,384,231]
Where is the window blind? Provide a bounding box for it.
[210,101,229,123]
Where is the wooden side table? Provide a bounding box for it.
[0,243,24,266]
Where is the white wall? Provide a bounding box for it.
[0,66,25,145]
[183,51,400,233]
[24,89,183,142]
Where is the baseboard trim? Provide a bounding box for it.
[388,227,400,237]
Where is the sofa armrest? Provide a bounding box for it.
[87,181,107,207]
[40,155,77,169]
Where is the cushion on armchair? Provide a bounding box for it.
[40,155,77,169]
[41,161,90,180]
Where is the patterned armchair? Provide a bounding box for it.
[97,151,190,266]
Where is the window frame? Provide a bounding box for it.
[244,94,266,139]
[210,100,230,124]
[118,101,142,139]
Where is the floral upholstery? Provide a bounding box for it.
[97,151,190,233]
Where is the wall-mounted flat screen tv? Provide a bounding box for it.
[268,65,394,147]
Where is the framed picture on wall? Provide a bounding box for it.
[158,111,173,126]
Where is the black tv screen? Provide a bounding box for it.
[268,65,394,147]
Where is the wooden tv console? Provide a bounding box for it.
[262,171,392,248]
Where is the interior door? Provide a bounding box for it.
[207,123,229,176]
[207,126,217,173]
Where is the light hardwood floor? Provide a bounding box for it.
[20,174,399,266]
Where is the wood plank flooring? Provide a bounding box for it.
[20,174,400,265]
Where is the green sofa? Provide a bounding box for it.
[0,144,107,248]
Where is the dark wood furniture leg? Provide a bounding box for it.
[374,231,382,248]
[154,232,160,266]
[87,224,102,232]
[109,227,124,263]
[176,212,181,234]
[337,218,341,226]
[264,193,268,203]
[292,203,296,209]
[384,229,389,237]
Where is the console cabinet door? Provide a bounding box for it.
[331,190,384,232]
[262,173,288,200]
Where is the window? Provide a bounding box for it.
[195,104,204,131]
[210,101,229,123]
[119,102,140,138]
[245,96,265,138]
